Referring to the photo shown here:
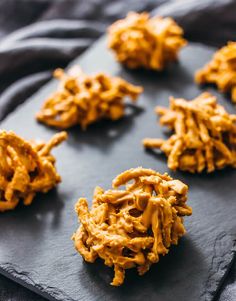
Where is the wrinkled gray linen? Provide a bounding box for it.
[0,0,235,300]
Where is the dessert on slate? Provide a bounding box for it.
[36,66,143,129]
[0,131,67,212]
[108,12,186,70]
[195,42,236,103]
[143,92,236,173]
[72,167,192,286]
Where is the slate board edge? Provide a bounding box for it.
[0,265,59,301]
[213,247,236,301]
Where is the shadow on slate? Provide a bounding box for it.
[0,36,235,301]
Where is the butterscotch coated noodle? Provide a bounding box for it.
[143,93,236,173]
[0,131,67,212]
[195,42,236,103]
[108,12,186,70]
[36,66,143,129]
[72,167,192,286]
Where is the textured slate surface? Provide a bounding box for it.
[0,37,235,301]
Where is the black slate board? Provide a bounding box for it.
[0,37,236,301]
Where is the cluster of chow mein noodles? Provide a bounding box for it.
[143,92,236,173]
[0,131,67,212]
[72,167,192,286]
[36,66,143,129]
[195,42,236,103]
[108,12,186,70]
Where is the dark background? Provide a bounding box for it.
[0,0,236,300]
